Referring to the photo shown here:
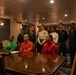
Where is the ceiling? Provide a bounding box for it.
[0,0,76,24]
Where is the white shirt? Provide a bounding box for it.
[38,30,48,44]
[50,32,59,43]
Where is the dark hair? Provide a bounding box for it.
[30,30,34,32]
[72,23,75,25]
[51,26,56,31]
[49,34,53,41]
[41,25,45,29]
[30,30,34,34]
[10,35,14,38]
[59,23,63,26]
[24,34,29,38]
[21,28,25,31]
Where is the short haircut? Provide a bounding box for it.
[51,26,56,31]
[41,25,45,29]
[24,34,29,38]
[72,23,75,25]
[10,35,14,38]
[49,34,53,41]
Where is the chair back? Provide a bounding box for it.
[71,53,76,75]
[0,42,2,49]
[2,40,8,50]
[0,55,6,75]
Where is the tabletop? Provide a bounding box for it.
[4,52,66,75]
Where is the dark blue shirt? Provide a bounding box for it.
[58,30,68,42]
[17,33,25,43]
[29,35,36,43]
[69,28,76,42]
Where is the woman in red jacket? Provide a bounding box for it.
[42,34,57,55]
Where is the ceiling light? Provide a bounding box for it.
[42,17,45,20]
[59,20,62,22]
[64,14,68,17]
[54,22,56,24]
[71,21,74,23]
[25,20,27,21]
[50,0,54,4]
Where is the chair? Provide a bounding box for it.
[2,40,9,50]
[0,55,6,75]
[71,53,76,75]
[0,42,2,49]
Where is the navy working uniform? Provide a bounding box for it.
[58,30,68,57]
[17,33,25,43]
[29,34,36,44]
[69,28,76,65]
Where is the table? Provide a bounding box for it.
[4,52,66,75]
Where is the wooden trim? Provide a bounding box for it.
[0,55,6,75]
[71,53,76,75]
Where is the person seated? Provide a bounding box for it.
[42,34,57,55]
[5,35,17,51]
[20,34,34,53]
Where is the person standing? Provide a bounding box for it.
[50,26,59,43]
[68,23,76,65]
[47,26,51,34]
[17,28,25,44]
[58,23,68,57]
[37,25,48,53]
[29,30,36,44]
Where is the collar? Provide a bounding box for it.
[24,41,29,44]
[10,40,14,43]
[47,41,52,44]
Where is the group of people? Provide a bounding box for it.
[5,23,76,66]
[5,28,36,52]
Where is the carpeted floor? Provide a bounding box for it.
[66,53,71,67]
[59,53,71,75]
[59,68,71,75]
